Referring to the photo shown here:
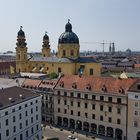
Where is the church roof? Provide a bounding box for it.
[76,57,97,63]
[29,56,98,63]
[29,56,74,63]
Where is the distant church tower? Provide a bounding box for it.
[112,42,115,54]
[58,19,80,59]
[42,32,51,57]
[109,42,112,54]
[16,26,28,73]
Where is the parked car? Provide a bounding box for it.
[67,135,79,140]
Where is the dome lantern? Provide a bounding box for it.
[58,20,79,44]
[17,26,25,37]
[43,31,49,40]
[65,19,72,32]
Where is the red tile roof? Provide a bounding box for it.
[39,79,59,89]
[56,75,138,95]
[22,79,42,88]
[0,61,16,69]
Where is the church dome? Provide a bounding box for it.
[58,20,79,44]
[17,26,25,37]
[43,32,49,40]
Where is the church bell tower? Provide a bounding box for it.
[16,26,28,73]
[42,32,51,57]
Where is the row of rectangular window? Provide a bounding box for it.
[57,93,122,103]
[58,102,121,114]
[58,108,121,121]
[5,115,38,126]
[2,124,39,138]
[42,95,52,101]
[4,100,38,116]
[58,108,121,124]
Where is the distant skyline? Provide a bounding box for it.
[0,0,140,52]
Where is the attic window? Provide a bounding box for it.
[60,81,64,87]
[72,82,77,89]
[118,87,125,94]
[137,84,140,90]
[101,85,107,92]
[86,84,91,91]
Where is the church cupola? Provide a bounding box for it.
[42,32,51,57]
[17,26,25,37]
[58,20,80,59]
[16,26,27,47]
[65,20,72,32]
[58,19,79,44]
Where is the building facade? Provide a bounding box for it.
[128,80,140,140]
[22,78,58,125]
[53,75,137,140]
[0,86,42,140]
[16,21,101,76]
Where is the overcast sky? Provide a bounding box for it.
[0,0,139,52]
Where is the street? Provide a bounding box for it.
[42,125,112,140]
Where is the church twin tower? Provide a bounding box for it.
[16,20,80,73]
[16,21,101,76]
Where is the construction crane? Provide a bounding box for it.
[81,40,111,54]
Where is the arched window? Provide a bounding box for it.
[77,50,79,55]
[24,54,26,59]
[18,54,20,60]
[63,50,66,56]
[71,50,74,56]
[89,68,94,75]
[58,67,61,73]
[137,132,140,140]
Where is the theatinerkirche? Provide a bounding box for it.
[16,20,101,76]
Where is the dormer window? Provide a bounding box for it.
[60,81,64,87]
[101,85,107,92]
[118,87,125,94]
[86,84,91,91]
[72,82,77,89]
[137,84,140,90]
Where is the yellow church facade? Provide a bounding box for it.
[16,21,101,76]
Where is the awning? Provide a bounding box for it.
[32,67,37,72]
[39,67,44,72]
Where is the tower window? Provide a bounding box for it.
[63,50,66,56]
[89,68,94,75]
[77,50,79,55]
[24,54,26,59]
[58,67,61,73]
[71,50,74,56]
